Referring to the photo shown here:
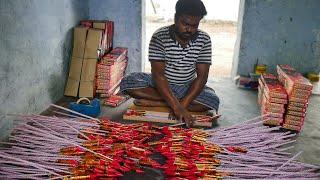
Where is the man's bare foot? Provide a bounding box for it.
[207,109,221,120]
[133,99,167,107]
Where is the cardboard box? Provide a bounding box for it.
[83,28,103,59]
[72,27,89,58]
[79,81,95,98]
[79,28,103,98]
[93,21,114,52]
[64,78,80,97]
[81,59,97,81]
[64,27,88,97]
[68,57,83,80]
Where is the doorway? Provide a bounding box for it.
[144,0,240,78]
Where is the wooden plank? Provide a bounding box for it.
[123,104,212,127]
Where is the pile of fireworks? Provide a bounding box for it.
[0,104,319,179]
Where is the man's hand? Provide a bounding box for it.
[172,105,195,128]
[180,99,190,109]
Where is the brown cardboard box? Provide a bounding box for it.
[72,27,88,58]
[81,59,97,81]
[79,81,95,98]
[64,78,80,97]
[83,28,102,59]
[93,22,108,54]
[79,28,103,97]
[68,57,83,80]
[64,27,88,97]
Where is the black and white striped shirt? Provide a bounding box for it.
[148,25,212,85]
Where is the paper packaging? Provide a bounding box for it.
[101,47,128,65]
[72,27,89,58]
[92,20,114,53]
[64,27,88,97]
[64,79,80,97]
[282,124,301,131]
[79,81,95,98]
[79,28,103,98]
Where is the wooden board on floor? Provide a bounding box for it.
[123,104,213,127]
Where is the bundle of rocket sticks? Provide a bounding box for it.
[0,105,319,179]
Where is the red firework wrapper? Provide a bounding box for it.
[101,47,128,65]
[99,87,120,98]
[283,119,304,126]
[286,110,306,117]
[285,114,305,122]
[263,118,282,126]
[104,94,130,107]
[260,74,287,99]
[287,105,307,113]
[289,93,311,100]
[97,60,127,75]
[276,64,313,94]
[261,95,285,109]
[262,110,284,118]
[288,101,308,108]
[290,88,312,96]
[288,96,310,104]
[96,79,121,98]
[96,78,122,90]
[282,124,302,131]
[80,20,93,28]
[263,92,288,104]
[262,105,285,114]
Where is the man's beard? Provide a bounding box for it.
[175,28,192,40]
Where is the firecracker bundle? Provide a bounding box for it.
[104,94,130,107]
[0,105,319,179]
[96,48,128,98]
[258,74,288,126]
[277,65,313,131]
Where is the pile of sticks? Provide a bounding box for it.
[0,105,319,179]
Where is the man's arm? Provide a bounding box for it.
[151,61,194,126]
[181,33,212,109]
[180,63,210,108]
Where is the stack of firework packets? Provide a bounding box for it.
[277,65,313,131]
[258,74,287,126]
[96,48,128,97]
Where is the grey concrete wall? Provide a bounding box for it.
[234,0,320,76]
[89,0,143,74]
[0,0,88,139]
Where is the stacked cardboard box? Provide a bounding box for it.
[64,20,114,98]
[79,28,103,98]
[277,65,313,131]
[96,48,128,97]
[258,74,288,126]
[64,27,89,97]
[80,20,114,56]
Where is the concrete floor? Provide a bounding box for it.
[100,77,320,166]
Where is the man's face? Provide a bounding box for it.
[175,14,201,40]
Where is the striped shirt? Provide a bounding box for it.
[148,25,212,85]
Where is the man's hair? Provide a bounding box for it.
[175,0,207,18]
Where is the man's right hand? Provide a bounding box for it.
[172,105,195,128]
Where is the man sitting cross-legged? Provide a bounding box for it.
[120,0,220,127]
